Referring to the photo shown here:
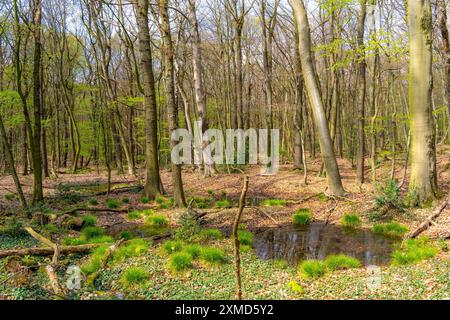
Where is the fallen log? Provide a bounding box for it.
[86,239,125,287]
[63,207,129,215]
[405,196,449,239]
[0,243,108,259]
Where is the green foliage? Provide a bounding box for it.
[189,196,213,209]
[215,199,232,208]
[299,260,327,279]
[207,189,214,195]
[238,230,254,246]
[81,245,108,275]
[82,226,105,240]
[183,244,202,259]
[43,223,60,234]
[391,238,439,266]
[4,193,16,201]
[174,211,201,241]
[146,215,169,227]
[372,221,409,239]
[82,215,97,227]
[287,281,304,295]
[167,252,193,273]
[0,217,25,236]
[122,197,130,204]
[262,199,287,207]
[374,179,403,209]
[106,198,119,209]
[161,240,184,255]
[140,196,150,204]
[120,267,148,287]
[143,209,156,216]
[119,231,133,240]
[324,254,361,271]
[127,211,142,220]
[113,239,149,262]
[199,228,223,241]
[88,198,99,206]
[155,195,165,204]
[200,247,227,265]
[292,209,312,226]
[340,213,361,229]
[273,259,289,269]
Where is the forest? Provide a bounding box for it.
[0,0,448,301]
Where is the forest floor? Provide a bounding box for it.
[0,146,449,300]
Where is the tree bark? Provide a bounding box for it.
[290,0,346,196]
[407,0,439,205]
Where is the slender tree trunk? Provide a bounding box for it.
[158,0,186,207]
[407,0,439,205]
[31,0,44,203]
[356,0,367,185]
[188,0,216,176]
[0,114,28,209]
[290,0,345,196]
[135,0,162,199]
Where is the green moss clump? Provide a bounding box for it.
[127,211,142,220]
[324,254,361,271]
[82,226,105,240]
[215,200,232,208]
[293,208,312,226]
[120,267,148,287]
[113,239,149,262]
[146,215,169,227]
[167,252,193,273]
[262,199,287,207]
[340,213,361,229]
[199,228,223,240]
[81,245,109,275]
[106,198,119,209]
[161,240,184,255]
[372,221,409,238]
[82,215,97,227]
[200,247,227,265]
[299,260,327,279]
[237,230,254,246]
[391,237,439,266]
[183,244,202,259]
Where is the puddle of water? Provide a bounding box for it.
[253,223,394,266]
[107,222,167,239]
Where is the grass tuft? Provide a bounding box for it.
[106,198,119,209]
[372,221,409,238]
[391,237,439,266]
[299,260,327,279]
[167,252,193,273]
[200,247,227,265]
[237,230,254,246]
[292,208,312,226]
[199,228,223,240]
[340,213,361,229]
[127,211,142,220]
[113,239,149,262]
[120,267,148,287]
[161,240,184,255]
[324,254,361,271]
[215,200,232,208]
[146,215,169,227]
[82,215,97,227]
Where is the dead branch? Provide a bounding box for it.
[232,175,249,300]
[62,207,130,215]
[248,206,280,226]
[405,197,449,239]
[24,227,66,297]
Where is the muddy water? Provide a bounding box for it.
[253,223,394,266]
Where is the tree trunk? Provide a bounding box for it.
[135,0,162,199]
[158,0,186,207]
[356,0,367,185]
[290,0,345,196]
[407,0,439,205]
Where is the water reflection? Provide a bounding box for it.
[253,223,394,266]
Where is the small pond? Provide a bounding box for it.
[253,223,395,266]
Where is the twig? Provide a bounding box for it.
[232,175,249,300]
